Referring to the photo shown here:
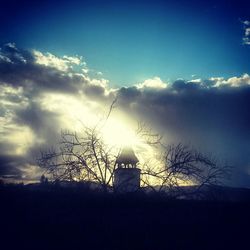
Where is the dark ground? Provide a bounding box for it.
[1,185,250,250]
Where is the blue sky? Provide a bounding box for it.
[1,0,249,86]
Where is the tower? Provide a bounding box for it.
[114,147,141,193]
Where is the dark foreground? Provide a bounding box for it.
[1,185,250,250]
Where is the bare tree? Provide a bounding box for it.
[136,121,163,146]
[141,143,230,198]
[37,124,120,192]
[37,99,120,192]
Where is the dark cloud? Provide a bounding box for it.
[14,101,54,132]
[117,80,250,187]
[83,84,106,98]
[117,86,141,106]
[0,43,102,96]
[13,101,60,144]
[0,154,24,177]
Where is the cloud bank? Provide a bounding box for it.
[0,43,250,187]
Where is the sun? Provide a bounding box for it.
[43,94,151,156]
[101,116,160,169]
[103,117,140,148]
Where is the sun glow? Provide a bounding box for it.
[103,118,140,148]
[39,92,156,162]
[42,94,141,148]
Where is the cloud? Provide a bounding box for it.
[62,55,82,65]
[117,76,250,187]
[243,20,250,26]
[0,43,250,187]
[0,44,113,180]
[210,74,250,87]
[33,50,82,71]
[0,43,109,97]
[242,20,250,45]
[136,77,167,89]
[0,155,24,177]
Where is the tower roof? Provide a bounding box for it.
[116,147,139,167]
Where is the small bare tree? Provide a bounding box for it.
[141,143,230,198]
[136,121,163,146]
[37,124,119,192]
[37,99,120,192]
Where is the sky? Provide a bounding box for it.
[0,0,250,187]
[1,0,250,85]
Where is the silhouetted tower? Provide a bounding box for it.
[114,147,141,193]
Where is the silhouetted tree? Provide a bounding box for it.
[141,143,230,198]
[37,99,119,192]
[136,121,163,145]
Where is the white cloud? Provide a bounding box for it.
[190,78,202,83]
[82,68,89,74]
[5,42,17,49]
[33,50,69,71]
[63,55,82,65]
[136,77,167,89]
[243,38,250,45]
[211,74,250,87]
[90,78,109,87]
[33,50,84,71]
[242,20,250,45]
[31,49,112,94]
[225,74,250,87]
[245,28,250,36]
[0,54,12,63]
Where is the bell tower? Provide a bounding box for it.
[114,147,141,193]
